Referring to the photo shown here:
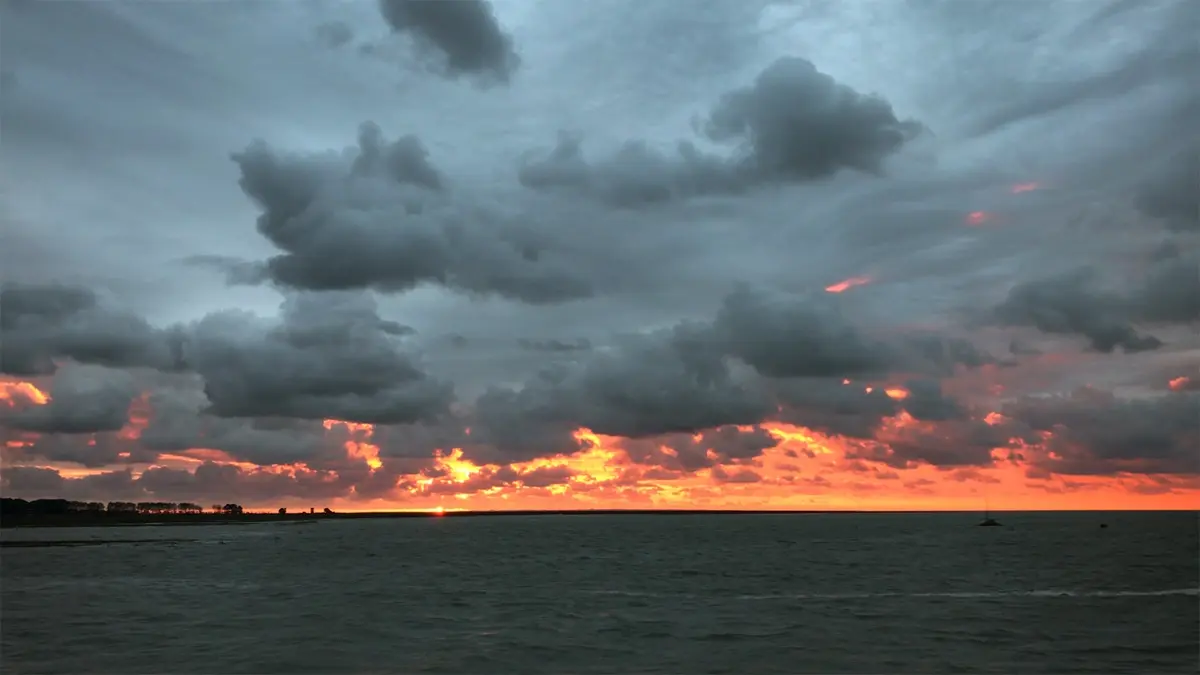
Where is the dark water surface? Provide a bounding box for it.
[2,511,1197,674]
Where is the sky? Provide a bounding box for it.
[0,0,1197,512]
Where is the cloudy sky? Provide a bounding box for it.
[1,0,1197,511]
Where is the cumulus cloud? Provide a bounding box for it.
[225,122,592,304]
[471,323,771,463]
[1,284,184,375]
[136,382,344,468]
[378,0,519,84]
[184,291,454,425]
[702,57,924,181]
[623,425,781,473]
[0,364,136,434]
[518,56,922,207]
[993,248,1200,352]
[1004,388,1200,476]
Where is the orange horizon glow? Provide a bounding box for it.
[825,276,873,293]
[3,376,1198,513]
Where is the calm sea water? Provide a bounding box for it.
[2,512,1197,674]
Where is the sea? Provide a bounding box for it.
[1,511,1197,674]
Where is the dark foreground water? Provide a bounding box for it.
[2,511,1197,674]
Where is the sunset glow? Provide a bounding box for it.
[3,372,1196,513]
[965,211,992,226]
[0,381,50,407]
[1010,182,1041,194]
[1168,376,1193,392]
[824,276,873,293]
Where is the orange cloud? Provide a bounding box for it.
[0,381,50,407]
[825,276,872,293]
[965,211,992,226]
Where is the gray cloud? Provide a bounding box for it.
[461,284,995,464]
[1004,388,1200,476]
[711,285,888,378]
[900,379,968,422]
[378,0,519,84]
[772,378,899,439]
[185,291,454,425]
[226,122,592,304]
[993,248,1199,352]
[702,56,924,181]
[518,56,922,207]
[1,283,185,376]
[518,132,738,207]
[470,322,771,463]
[136,381,346,468]
[993,270,1164,353]
[0,364,136,434]
[623,425,780,473]
[517,337,592,353]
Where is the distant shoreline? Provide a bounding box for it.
[2,508,1192,529]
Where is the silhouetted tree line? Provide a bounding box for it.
[1,498,242,517]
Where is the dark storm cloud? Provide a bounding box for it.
[772,378,899,439]
[0,462,363,505]
[378,0,519,84]
[993,250,1199,352]
[900,379,968,422]
[1,283,184,375]
[622,425,780,473]
[1004,388,1200,476]
[848,418,1017,470]
[711,287,995,379]
[0,364,135,434]
[185,291,454,425]
[226,122,592,303]
[470,322,772,463]
[993,270,1163,353]
[702,57,924,181]
[464,285,994,464]
[711,286,887,379]
[136,382,344,468]
[518,56,922,207]
[0,431,142,469]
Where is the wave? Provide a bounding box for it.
[589,588,1199,600]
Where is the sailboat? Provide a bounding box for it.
[978,495,1001,527]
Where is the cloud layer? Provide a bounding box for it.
[2,0,1198,509]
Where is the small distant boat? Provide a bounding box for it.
[977,497,1001,527]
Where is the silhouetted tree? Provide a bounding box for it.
[278,507,287,515]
